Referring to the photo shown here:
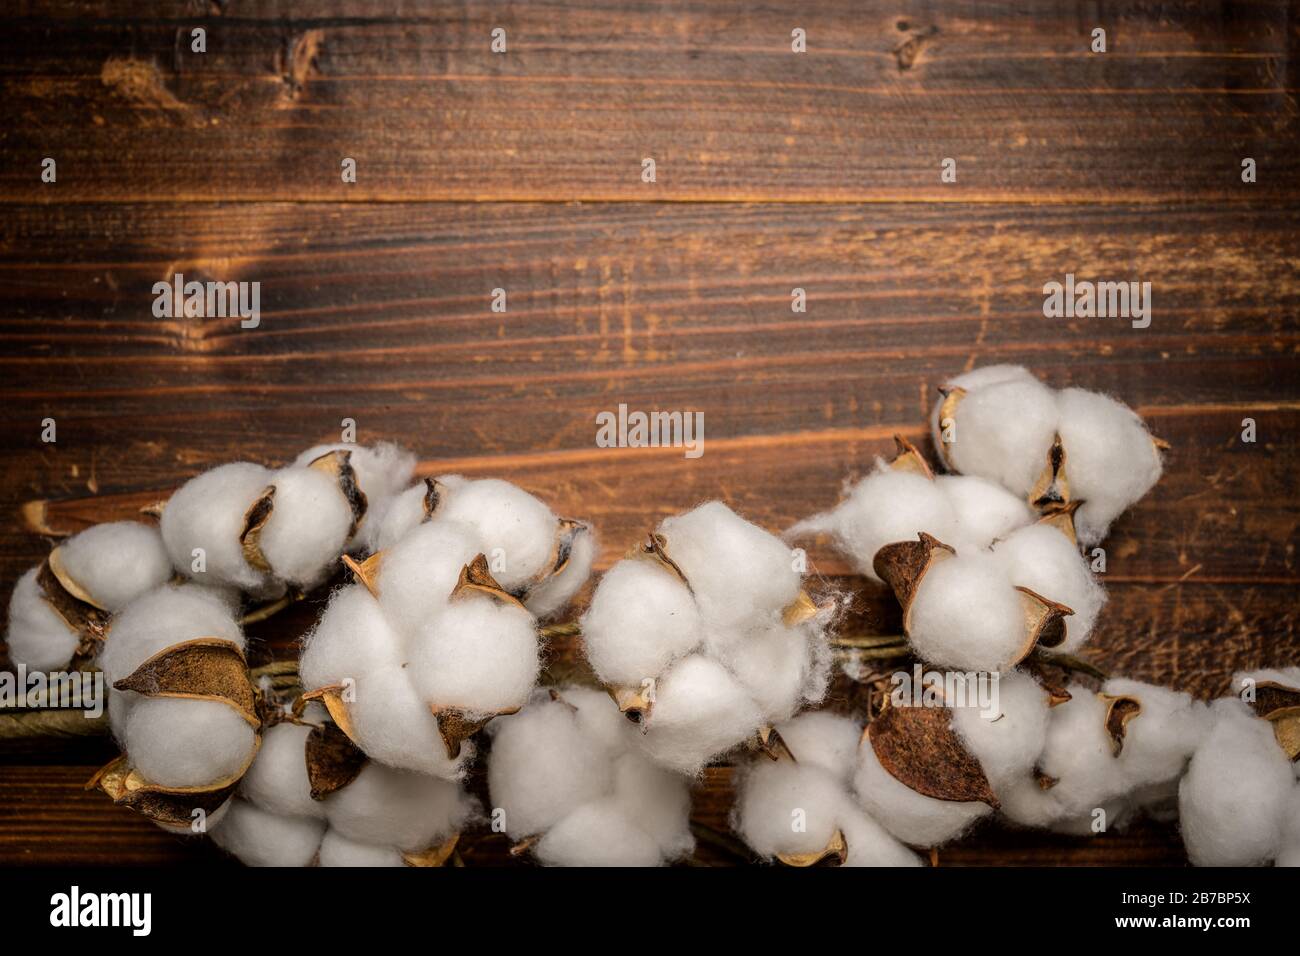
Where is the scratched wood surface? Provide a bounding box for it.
[1,1,1297,866]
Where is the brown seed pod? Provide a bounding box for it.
[607,683,654,724]
[1246,681,1300,761]
[865,701,999,808]
[87,748,256,829]
[634,531,691,590]
[752,724,795,762]
[889,434,934,479]
[452,554,527,610]
[298,685,360,744]
[239,486,277,573]
[402,832,461,867]
[341,552,382,598]
[1098,693,1143,757]
[113,637,260,730]
[513,518,593,601]
[872,533,956,630]
[305,720,368,800]
[1035,500,1082,546]
[35,555,109,667]
[934,386,967,469]
[776,829,847,867]
[430,706,520,760]
[1014,587,1075,662]
[781,590,819,627]
[1028,434,1070,511]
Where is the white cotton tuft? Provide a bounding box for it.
[1232,667,1300,697]
[317,829,406,867]
[939,373,1059,498]
[638,654,765,775]
[54,522,172,612]
[580,560,703,687]
[239,721,324,820]
[256,466,353,589]
[993,523,1105,652]
[535,801,666,867]
[524,524,596,619]
[124,697,257,789]
[907,552,1027,671]
[4,567,81,672]
[433,478,558,592]
[937,475,1035,551]
[716,622,828,725]
[775,711,862,783]
[1102,677,1211,788]
[734,759,846,859]
[1029,685,1127,819]
[161,461,275,591]
[210,798,324,867]
[409,596,539,716]
[853,736,992,846]
[98,583,242,686]
[928,364,1038,451]
[608,751,695,859]
[372,482,432,552]
[299,584,403,692]
[658,501,801,629]
[950,670,1050,788]
[1178,699,1293,866]
[374,519,482,639]
[840,805,926,867]
[346,665,471,779]
[322,762,473,852]
[1055,388,1162,545]
[294,442,417,550]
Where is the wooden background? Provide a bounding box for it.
[1,0,1297,866]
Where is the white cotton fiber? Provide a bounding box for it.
[853,738,992,846]
[1031,685,1127,818]
[161,461,275,592]
[372,482,432,552]
[239,721,323,820]
[322,762,473,851]
[98,583,242,686]
[840,805,926,867]
[734,758,846,859]
[124,697,257,789]
[715,621,824,724]
[937,475,1035,551]
[1055,388,1162,545]
[408,596,539,715]
[777,711,863,783]
[346,665,470,779]
[907,553,1027,671]
[318,829,406,867]
[580,560,703,687]
[637,654,765,775]
[433,478,558,592]
[950,671,1050,788]
[374,519,482,639]
[4,567,81,672]
[256,466,353,589]
[525,524,596,619]
[1102,678,1211,788]
[608,751,695,859]
[535,800,666,867]
[55,522,172,612]
[294,442,417,550]
[210,798,324,867]
[993,523,1105,652]
[299,585,404,692]
[658,501,801,629]
[940,374,1060,498]
[1178,699,1294,866]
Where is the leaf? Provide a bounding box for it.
[888,434,934,479]
[872,533,956,627]
[112,637,259,729]
[866,702,999,808]
[305,721,367,800]
[307,448,368,538]
[239,485,276,572]
[1098,693,1143,757]
[430,706,519,760]
[403,833,461,867]
[1028,434,1070,511]
[776,829,847,867]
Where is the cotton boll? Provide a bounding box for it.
[99,583,242,686]
[4,567,80,671]
[560,685,636,755]
[124,697,257,789]
[299,585,404,692]
[409,597,538,715]
[524,524,596,619]
[257,466,353,589]
[372,483,431,552]
[55,522,172,612]
[942,376,1059,498]
[950,671,1050,787]
[1034,686,1127,816]
[1102,678,1211,787]
[535,800,666,867]
[996,774,1069,829]
[487,695,615,839]
[1178,699,1293,866]
[1055,388,1162,545]
[906,553,1026,672]
[608,751,694,860]
[433,478,558,592]
[346,665,470,779]
[993,523,1105,652]
[375,520,483,640]
[107,688,134,743]
[323,762,472,851]
[210,798,324,867]
[941,364,1040,393]
[239,721,324,820]
[718,622,825,724]
[161,461,275,591]
[581,560,703,687]
[840,805,925,867]
[936,476,1034,551]
[638,654,765,775]
[318,829,406,867]
[775,711,862,783]
[853,739,991,846]
[658,501,801,629]
[734,759,846,859]
[294,442,417,549]
[792,469,957,582]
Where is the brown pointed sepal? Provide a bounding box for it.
[1098,693,1143,757]
[431,706,519,760]
[87,751,253,829]
[888,435,934,479]
[1014,587,1075,663]
[112,637,260,729]
[872,533,956,626]
[775,829,847,868]
[239,485,277,573]
[452,554,526,609]
[305,720,368,801]
[307,448,368,538]
[1028,434,1070,511]
[866,702,999,808]
[402,832,461,867]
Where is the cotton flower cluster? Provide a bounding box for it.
[299,477,594,777]
[162,442,415,596]
[487,686,694,866]
[212,717,474,867]
[929,364,1163,544]
[579,501,832,776]
[733,711,921,866]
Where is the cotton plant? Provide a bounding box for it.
[578,501,833,776]
[486,686,695,866]
[298,477,594,777]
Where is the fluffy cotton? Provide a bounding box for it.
[293,441,417,551]
[298,584,403,692]
[239,721,324,821]
[488,688,694,866]
[950,671,1051,788]
[323,762,474,851]
[52,522,173,612]
[375,519,484,639]
[992,523,1105,653]
[907,552,1029,672]
[161,461,276,593]
[4,567,81,672]
[97,582,243,686]
[256,466,354,589]
[318,829,406,867]
[580,502,830,775]
[124,697,257,789]
[210,798,325,867]
[432,478,562,593]
[409,598,540,716]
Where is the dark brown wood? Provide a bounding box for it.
[0,0,1296,867]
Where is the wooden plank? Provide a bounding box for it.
[1,1,1295,202]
